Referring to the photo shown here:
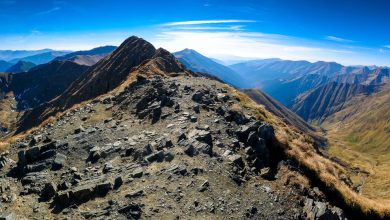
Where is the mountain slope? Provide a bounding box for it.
[174,49,247,88]
[6,60,36,73]
[332,67,390,86]
[242,88,325,144]
[323,83,390,200]
[0,60,12,72]
[0,37,352,219]
[291,82,380,123]
[17,36,190,132]
[10,51,70,65]
[0,36,388,219]
[0,61,88,133]
[7,61,89,110]
[262,73,330,107]
[54,46,117,66]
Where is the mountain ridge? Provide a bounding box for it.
[174,48,247,88]
[6,60,36,73]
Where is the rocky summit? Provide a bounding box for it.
[0,72,346,219]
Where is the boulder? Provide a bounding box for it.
[236,121,260,142]
[303,198,346,220]
[114,176,123,189]
[118,203,142,219]
[41,182,57,199]
[144,150,165,163]
[96,181,113,196]
[228,154,244,167]
[257,123,275,141]
[131,167,144,178]
[192,90,204,102]
[188,129,212,145]
[52,153,67,170]
[198,180,210,192]
[125,189,145,198]
[71,184,96,203]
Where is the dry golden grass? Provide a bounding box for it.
[231,88,390,218]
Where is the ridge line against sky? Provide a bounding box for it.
[0,0,389,66]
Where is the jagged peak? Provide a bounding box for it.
[153,47,173,59]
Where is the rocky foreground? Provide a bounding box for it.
[0,74,346,219]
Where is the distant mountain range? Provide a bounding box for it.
[173,49,246,88]
[9,51,70,65]
[0,60,12,72]
[6,60,36,73]
[54,46,117,66]
[0,46,116,67]
[229,59,389,106]
[0,49,55,61]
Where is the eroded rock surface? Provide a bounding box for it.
[0,76,346,219]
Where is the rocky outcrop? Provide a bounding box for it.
[0,37,350,219]
[16,36,192,133]
[0,74,347,219]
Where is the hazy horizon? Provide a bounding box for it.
[1,0,390,66]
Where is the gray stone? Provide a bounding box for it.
[145,150,164,163]
[164,152,175,162]
[228,154,244,167]
[96,181,113,195]
[257,123,275,141]
[236,121,260,142]
[71,184,96,203]
[125,189,145,198]
[188,129,212,145]
[198,180,210,192]
[131,167,144,178]
[41,182,57,199]
[74,126,85,134]
[114,176,123,189]
[247,131,258,146]
[0,212,16,220]
[103,162,114,173]
[53,153,67,169]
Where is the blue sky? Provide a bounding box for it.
[1,0,390,66]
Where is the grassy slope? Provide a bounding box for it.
[323,84,390,200]
[233,89,390,217]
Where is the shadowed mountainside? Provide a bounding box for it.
[6,61,36,73]
[291,82,381,123]
[17,36,191,132]
[0,60,89,110]
[242,88,325,145]
[0,60,12,72]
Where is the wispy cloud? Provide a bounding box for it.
[325,35,355,43]
[162,20,256,26]
[36,7,61,16]
[151,20,390,66]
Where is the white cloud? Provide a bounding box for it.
[325,35,355,43]
[36,7,61,16]
[162,20,256,26]
[152,30,355,64]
